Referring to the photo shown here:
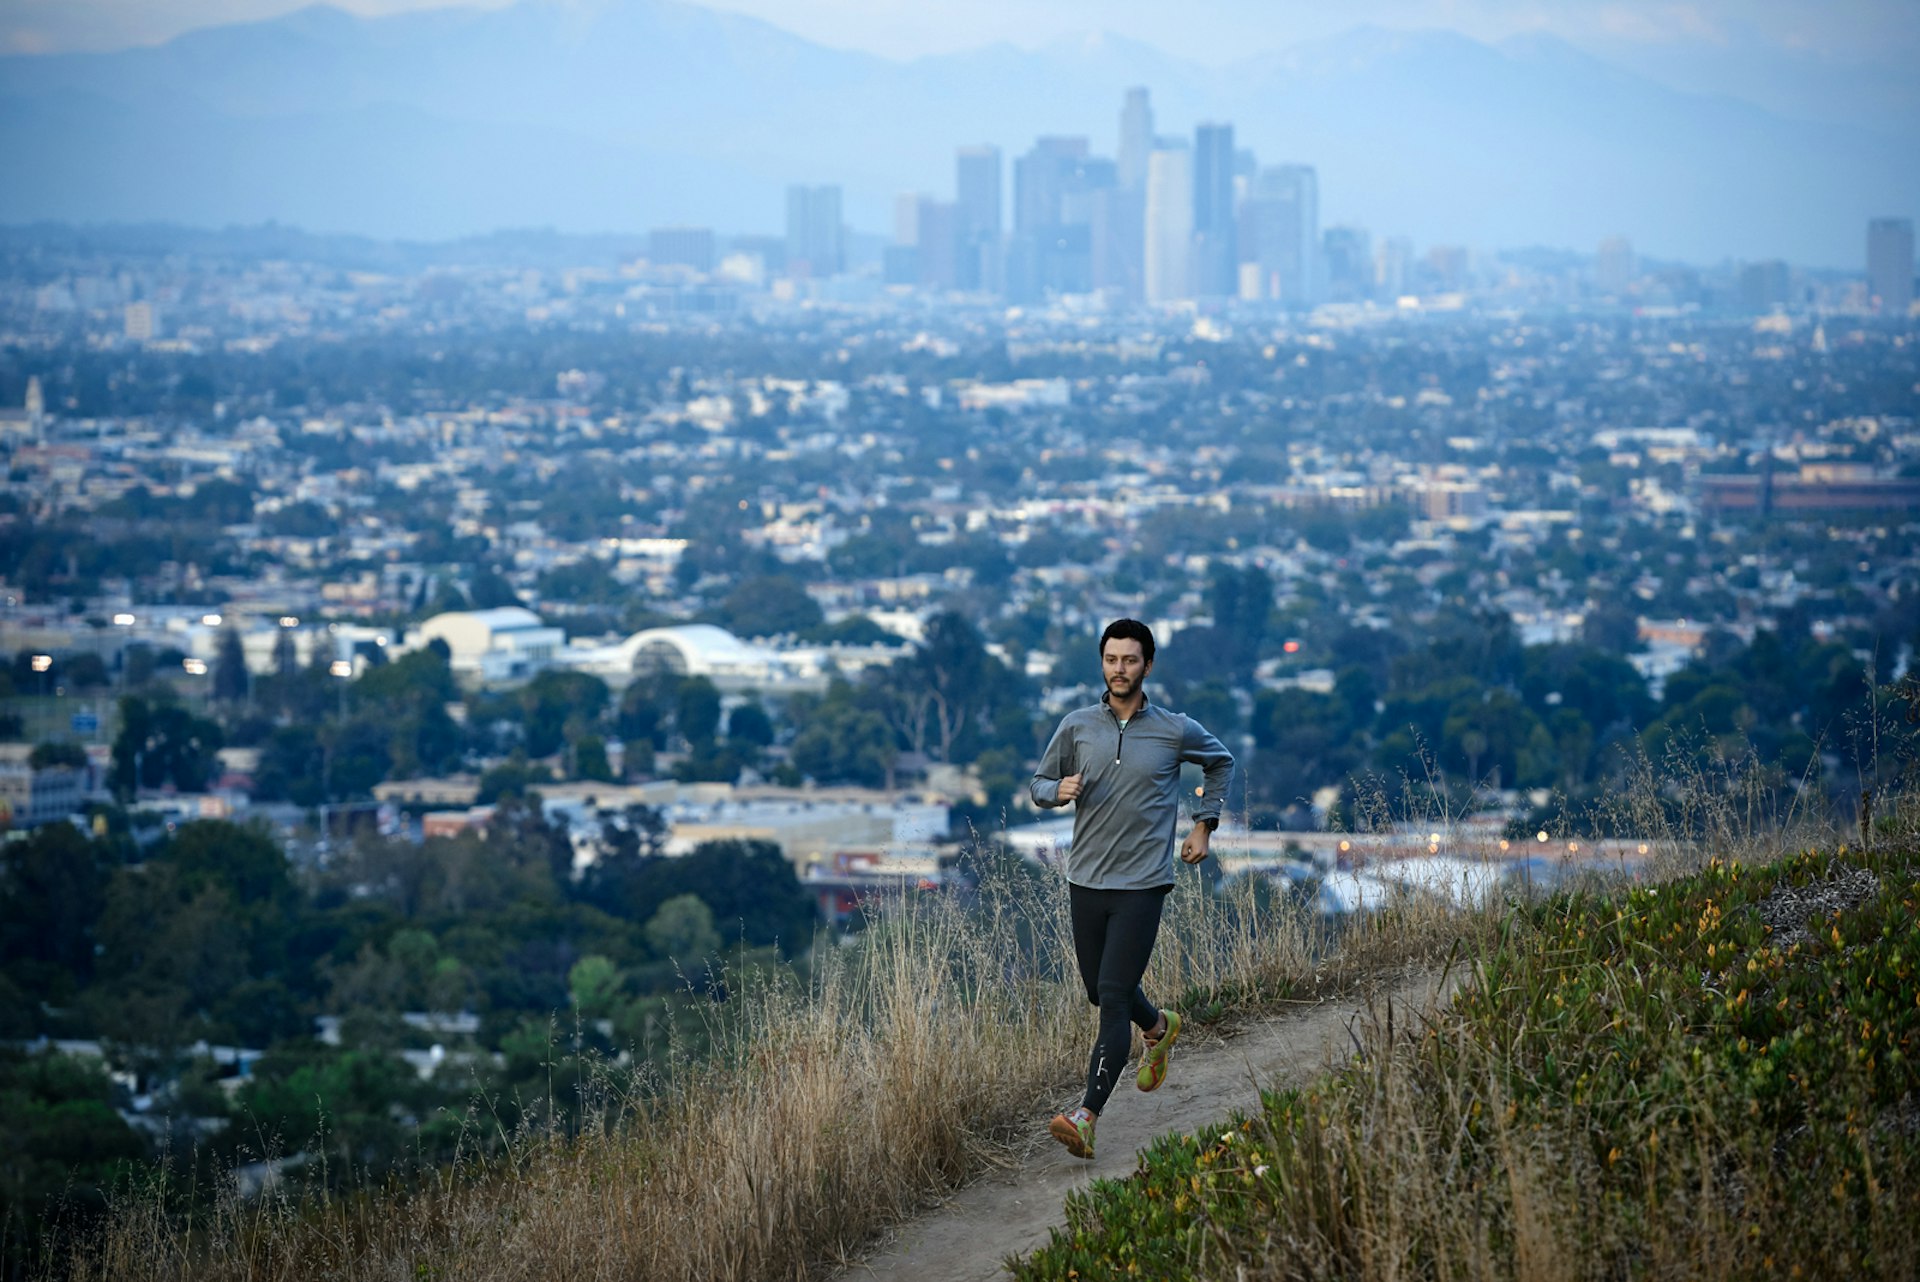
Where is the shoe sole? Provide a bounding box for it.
[1048,1114,1094,1160]
[1137,1011,1181,1092]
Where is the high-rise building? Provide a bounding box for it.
[955,146,1002,241]
[1092,187,1146,302]
[1010,138,1110,299]
[1242,164,1318,305]
[1192,123,1237,298]
[1740,259,1790,312]
[1868,217,1914,315]
[785,184,844,278]
[1014,137,1090,233]
[1145,145,1193,304]
[1322,226,1372,302]
[1594,236,1635,296]
[955,146,1002,292]
[648,226,715,273]
[1377,237,1412,298]
[1117,88,1153,192]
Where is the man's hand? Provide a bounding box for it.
[1057,772,1084,803]
[1180,824,1212,864]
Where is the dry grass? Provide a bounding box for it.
[60,853,1467,1282]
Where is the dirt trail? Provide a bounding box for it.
[836,968,1458,1282]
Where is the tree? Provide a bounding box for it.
[625,840,815,956]
[0,823,110,993]
[726,701,775,748]
[211,627,249,703]
[675,676,722,748]
[642,895,722,967]
[26,740,86,770]
[109,696,223,797]
[713,575,823,639]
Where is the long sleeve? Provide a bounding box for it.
[1181,715,1235,824]
[1030,718,1075,809]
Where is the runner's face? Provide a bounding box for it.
[1101,639,1149,699]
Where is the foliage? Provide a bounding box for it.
[1015,844,1920,1281]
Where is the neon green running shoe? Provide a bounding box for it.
[1048,1106,1096,1160]
[1136,1009,1182,1092]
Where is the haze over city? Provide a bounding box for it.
[2,0,1917,263]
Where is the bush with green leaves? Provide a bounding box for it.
[1017,843,1920,1281]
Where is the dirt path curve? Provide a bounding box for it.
[836,968,1458,1282]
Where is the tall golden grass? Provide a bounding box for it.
[61,851,1468,1282]
[70,727,1894,1282]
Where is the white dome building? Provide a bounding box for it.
[417,607,566,682]
[566,624,796,692]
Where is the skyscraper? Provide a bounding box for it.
[954,146,1002,293]
[1868,217,1914,315]
[1322,226,1373,302]
[1010,138,1109,299]
[1117,88,1153,192]
[956,146,1002,242]
[785,184,844,278]
[1192,123,1237,298]
[1242,164,1318,306]
[1145,145,1193,304]
[648,226,715,273]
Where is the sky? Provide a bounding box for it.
[4,0,1917,65]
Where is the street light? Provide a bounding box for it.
[113,613,135,627]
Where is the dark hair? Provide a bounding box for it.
[1098,618,1155,664]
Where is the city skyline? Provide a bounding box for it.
[1,3,1917,269]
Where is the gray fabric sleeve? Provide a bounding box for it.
[1030,718,1074,809]
[1182,715,1235,824]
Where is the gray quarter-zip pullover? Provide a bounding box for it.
[1030,693,1236,891]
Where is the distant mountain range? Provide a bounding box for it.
[0,0,1912,267]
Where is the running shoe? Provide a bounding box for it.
[1048,1106,1096,1160]
[1136,1009,1182,1092]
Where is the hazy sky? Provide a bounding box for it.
[5,0,1917,62]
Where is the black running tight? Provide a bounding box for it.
[1068,882,1170,1115]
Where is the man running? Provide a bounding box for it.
[1031,618,1235,1160]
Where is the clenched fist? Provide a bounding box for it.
[1180,824,1212,864]
[1057,771,1085,803]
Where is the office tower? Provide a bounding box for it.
[1868,217,1915,315]
[1192,122,1237,298]
[1377,237,1412,297]
[918,201,960,290]
[1740,259,1790,311]
[954,146,1002,292]
[1145,145,1193,304]
[1014,137,1089,233]
[1242,164,1318,305]
[785,184,844,278]
[1010,137,1109,299]
[1118,88,1153,191]
[648,226,715,273]
[1092,186,1146,302]
[1594,236,1635,296]
[955,146,1001,241]
[1322,226,1372,302]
